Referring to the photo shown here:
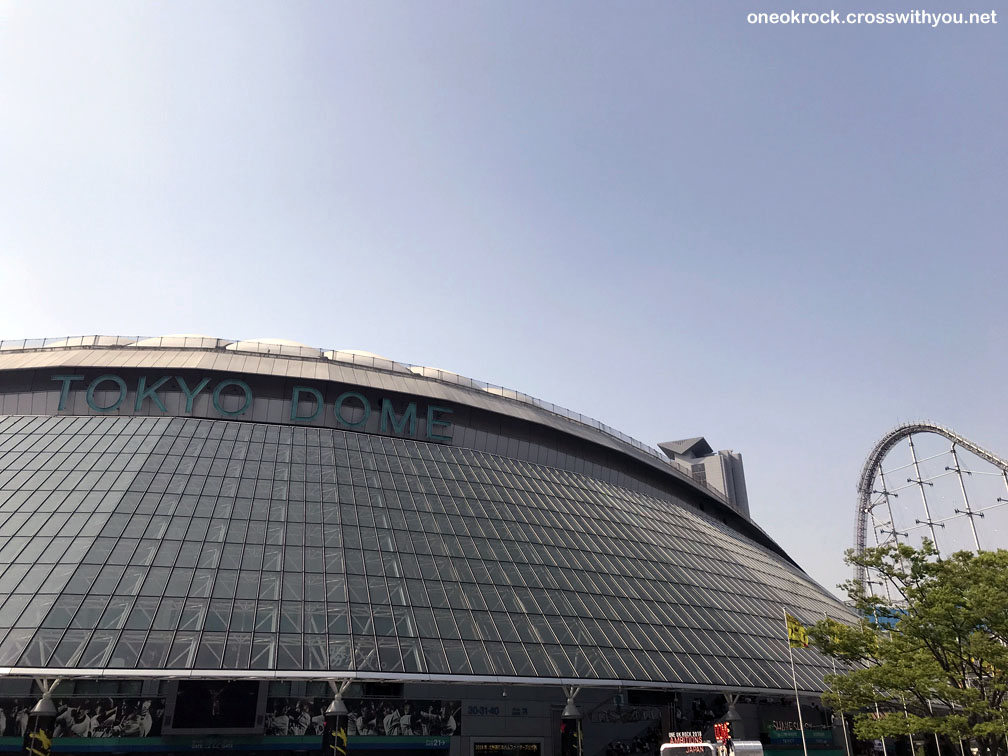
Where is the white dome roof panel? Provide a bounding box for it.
[324,349,411,373]
[131,335,233,349]
[226,339,323,358]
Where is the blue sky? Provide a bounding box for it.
[1,1,1005,595]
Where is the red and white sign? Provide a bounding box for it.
[668,731,705,753]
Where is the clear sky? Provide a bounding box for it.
[1,1,1005,597]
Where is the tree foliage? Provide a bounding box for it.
[810,541,1008,756]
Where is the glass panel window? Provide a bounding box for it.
[116,566,147,595]
[70,596,109,629]
[442,638,472,674]
[235,571,260,599]
[401,638,424,673]
[305,635,328,670]
[372,605,395,637]
[277,633,302,669]
[125,597,161,630]
[194,631,226,668]
[420,638,448,674]
[138,631,173,669]
[41,595,84,629]
[376,636,402,672]
[255,602,278,633]
[178,598,208,631]
[18,628,62,666]
[231,600,256,632]
[250,634,276,669]
[152,598,184,630]
[328,635,351,669]
[206,600,233,632]
[304,603,326,634]
[98,597,134,630]
[325,574,347,603]
[326,605,349,634]
[305,574,326,602]
[212,570,238,598]
[280,602,302,633]
[164,568,195,597]
[108,630,146,668]
[464,641,493,675]
[50,629,90,667]
[224,633,252,669]
[259,573,281,600]
[353,637,378,671]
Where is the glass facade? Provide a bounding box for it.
[0,412,844,693]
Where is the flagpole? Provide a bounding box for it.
[783,608,809,756]
[824,611,852,756]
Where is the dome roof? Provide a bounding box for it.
[409,365,464,381]
[0,334,697,491]
[0,412,852,686]
[483,384,537,406]
[226,339,323,358]
[40,335,135,348]
[131,335,233,349]
[323,349,411,373]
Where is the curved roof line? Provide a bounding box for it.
[0,335,715,496]
[854,421,1008,588]
[0,335,800,564]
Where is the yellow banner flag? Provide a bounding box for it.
[786,612,809,648]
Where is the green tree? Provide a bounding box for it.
[810,541,1008,756]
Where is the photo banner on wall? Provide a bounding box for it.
[264,697,462,738]
[0,697,165,739]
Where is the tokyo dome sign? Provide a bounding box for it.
[49,373,454,441]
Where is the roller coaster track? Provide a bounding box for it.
[855,421,1008,590]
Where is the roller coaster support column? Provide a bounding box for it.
[907,435,942,553]
[948,445,982,551]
